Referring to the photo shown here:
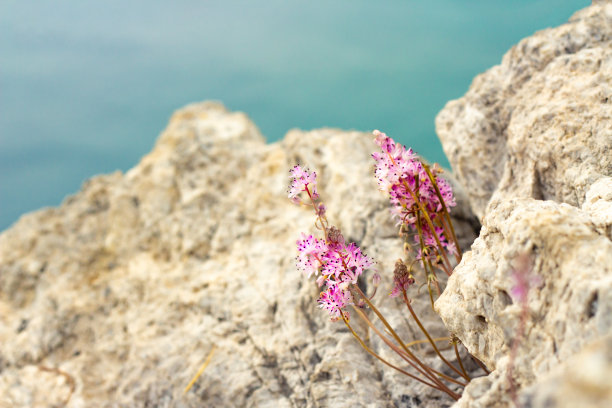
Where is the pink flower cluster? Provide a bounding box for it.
[296,231,373,321]
[288,165,318,204]
[290,165,374,321]
[372,130,457,260]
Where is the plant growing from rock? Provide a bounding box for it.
[289,131,481,401]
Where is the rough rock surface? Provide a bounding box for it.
[524,334,612,408]
[0,102,479,407]
[436,3,612,219]
[435,3,612,408]
[436,195,612,407]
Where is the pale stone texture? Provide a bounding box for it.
[0,102,478,407]
[436,198,612,407]
[435,3,612,407]
[436,3,612,219]
[524,334,612,408]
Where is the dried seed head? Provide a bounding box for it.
[391,259,415,298]
[327,226,345,246]
[393,259,409,279]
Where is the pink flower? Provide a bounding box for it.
[319,241,373,285]
[318,282,352,321]
[296,233,328,277]
[372,130,456,257]
[288,165,318,203]
[372,272,381,287]
[295,223,375,321]
[510,254,541,304]
[342,243,374,284]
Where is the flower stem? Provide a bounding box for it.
[352,285,461,398]
[341,314,446,392]
[405,184,453,274]
[402,292,470,382]
[352,306,467,389]
[353,307,448,385]
[422,163,462,261]
[453,341,471,381]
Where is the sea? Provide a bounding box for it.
[0,0,588,231]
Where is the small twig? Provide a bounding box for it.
[38,365,75,408]
[184,346,217,394]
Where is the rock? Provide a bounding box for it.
[434,3,612,407]
[524,334,612,408]
[436,197,612,407]
[0,102,478,407]
[436,3,612,219]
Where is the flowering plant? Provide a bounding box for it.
[289,131,488,400]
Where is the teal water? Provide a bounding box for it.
[0,0,588,231]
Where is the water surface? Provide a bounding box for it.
[0,0,588,230]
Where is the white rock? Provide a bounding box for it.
[0,102,478,407]
[434,4,612,406]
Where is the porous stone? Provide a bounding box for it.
[524,334,612,408]
[436,3,612,219]
[436,197,612,407]
[0,102,478,407]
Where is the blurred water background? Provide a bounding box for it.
[0,0,587,231]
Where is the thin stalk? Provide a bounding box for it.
[415,211,443,294]
[341,314,445,392]
[406,337,450,348]
[354,307,467,387]
[440,214,461,264]
[402,292,471,382]
[305,186,328,237]
[404,185,453,274]
[351,285,460,397]
[471,355,490,375]
[351,306,464,388]
[422,164,462,260]
[453,341,471,381]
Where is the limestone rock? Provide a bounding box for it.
[524,334,612,408]
[436,197,612,407]
[436,3,612,219]
[0,102,478,407]
[433,3,612,406]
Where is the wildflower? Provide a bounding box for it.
[372,130,456,262]
[318,282,352,321]
[290,166,375,321]
[372,130,455,221]
[510,254,541,303]
[342,243,374,284]
[296,233,328,278]
[390,259,415,298]
[417,225,457,258]
[288,165,318,203]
